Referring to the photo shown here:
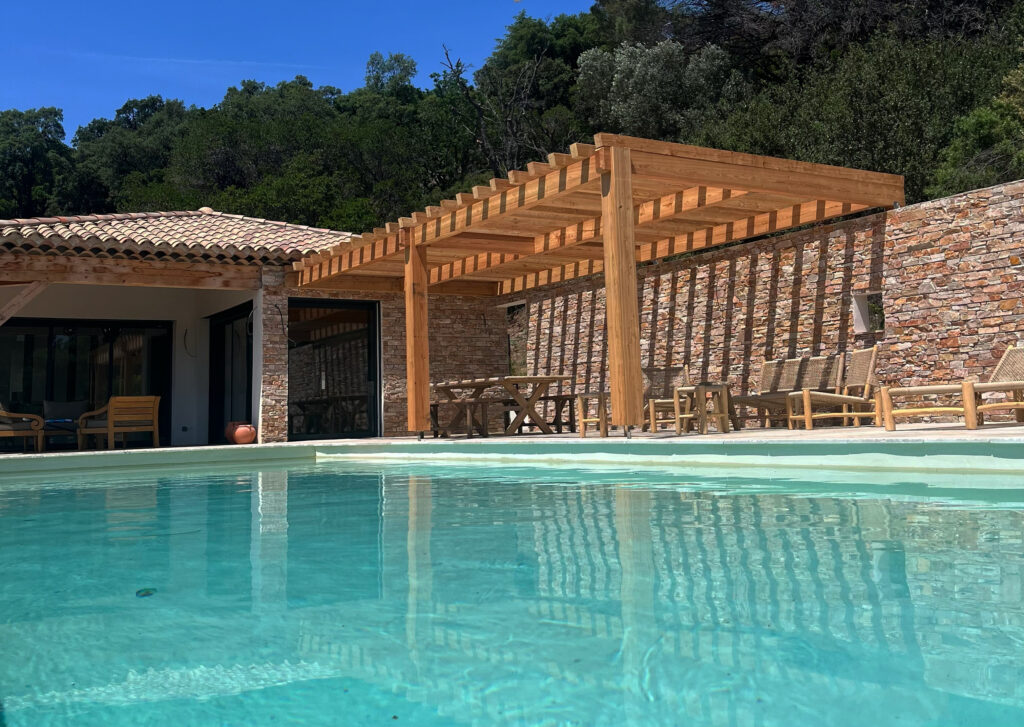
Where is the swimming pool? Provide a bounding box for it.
[2,459,1023,726]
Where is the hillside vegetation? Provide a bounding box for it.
[3,0,1024,230]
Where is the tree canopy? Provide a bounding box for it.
[3,1,1023,228]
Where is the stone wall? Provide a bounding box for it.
[503,180,1024,410]
[258,285,509,440]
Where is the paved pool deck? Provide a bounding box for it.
[1,421,1023,483]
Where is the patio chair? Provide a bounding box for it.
[646,365,698,434]
[733,355,841,428]
[78,395,161,450]
[576,391,610,438]
[785,347,879,429]
[0,402,45,452]
[879,345,1024,431]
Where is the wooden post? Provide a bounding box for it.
[962,380,978,430]
[600,146,644,428]
[405,232,430,433]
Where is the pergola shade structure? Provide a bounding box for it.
[292,134,905,434]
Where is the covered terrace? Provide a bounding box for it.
[292,134,905,434]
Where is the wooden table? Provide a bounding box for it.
[431,375,572,437]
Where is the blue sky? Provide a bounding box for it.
[3,0,593,139]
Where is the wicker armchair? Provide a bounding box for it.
[786,347,879,429]
[879,345,1024,430]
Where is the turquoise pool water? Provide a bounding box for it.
[2,461,1024,726]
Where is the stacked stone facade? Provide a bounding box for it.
[504,180,1024,405]
[257,268,290,443]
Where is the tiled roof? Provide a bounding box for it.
[0,208,355,264]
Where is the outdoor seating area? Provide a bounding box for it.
[427,342,1024,440]
[0,395,161,452]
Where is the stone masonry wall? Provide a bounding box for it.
[257,267,290,443]
[503,180,1024,413]
[258,286,509,440]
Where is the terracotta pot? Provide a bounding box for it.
[225,421,257,445]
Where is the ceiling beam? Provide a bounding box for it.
[0,281,48,326]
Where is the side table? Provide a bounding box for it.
[693,384,731,434]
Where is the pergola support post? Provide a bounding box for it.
[405,233,431,433]
[600,145,645,428]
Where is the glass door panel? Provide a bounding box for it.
[287,300,380,439]
[208,303,253,444]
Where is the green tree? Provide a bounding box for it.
[929,62,1024,197]
[577,41,748,140]
[0,107,68,218]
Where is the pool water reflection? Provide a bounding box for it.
[2,463,1023,726]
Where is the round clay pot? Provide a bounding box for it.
[225,421,257,445]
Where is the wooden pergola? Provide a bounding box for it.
[292,134,905,434]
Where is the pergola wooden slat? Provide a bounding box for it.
[293,133,904,433]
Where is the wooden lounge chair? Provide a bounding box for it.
[786,347,879,429]
[0,403,45,452]
[879,345,1024,431]
[78,396,161,449]
[733,355,842,428]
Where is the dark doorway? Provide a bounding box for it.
[208,302,253,445]
[287,299,381,440]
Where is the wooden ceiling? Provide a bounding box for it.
[291,133,905,297]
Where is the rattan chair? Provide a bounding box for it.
[786,347,879,429]
[646,365,699,434]
[0,403,44,452]
[733,355,841,428]
[879,345,1024,430]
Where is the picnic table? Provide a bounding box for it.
[430,375,573,437]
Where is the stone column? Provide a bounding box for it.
[255,266,289,443]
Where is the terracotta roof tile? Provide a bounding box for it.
[0,208,356,264]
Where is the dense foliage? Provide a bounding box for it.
[3,0,1024,228]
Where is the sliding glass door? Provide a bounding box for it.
[0,318,173,448]
[208,302,253,445]
[287,299,381,440]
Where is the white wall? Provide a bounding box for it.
[0,284,254,445]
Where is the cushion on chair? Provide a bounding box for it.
[44,400,89,420]
[83,419,154,429]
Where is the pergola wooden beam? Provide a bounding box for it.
[594,134,906,208]
[427,186,746,286]
[498,198,867,295]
